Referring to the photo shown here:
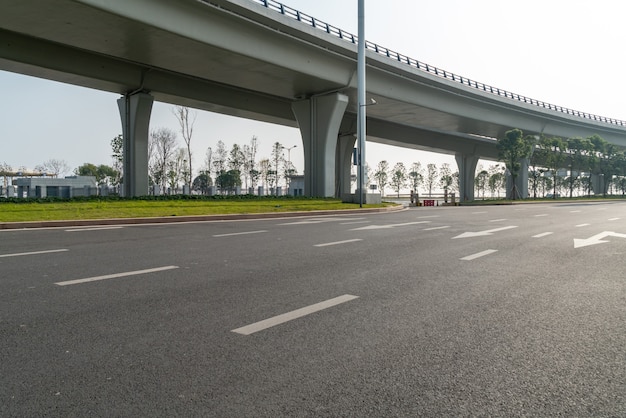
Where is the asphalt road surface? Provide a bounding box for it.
[2,201,626,417]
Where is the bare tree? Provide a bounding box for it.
[271,142,284,190]
[35,159,70,177]
[389,162,408,197]
[373,160,389,196]
[425,163,438,197]
[150,127,178,190]
[173,106,196,186]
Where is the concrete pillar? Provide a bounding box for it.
[591,173,605,195]
[7,185,16,198]
[118,92,153,197]
[291,93,349,197]
[455,153,479,202]
[337,134,356,200]
[183,184,191,195]
[505,158,529,199]
[257,186,264,196]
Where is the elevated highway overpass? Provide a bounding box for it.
[1,0,625,199]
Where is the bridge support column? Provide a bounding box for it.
[337,134,356,200]
[118,92,153,197]
[455,153,479,202]
[506,158,529,199]
[591,173,606,195]
[292,93,349,197]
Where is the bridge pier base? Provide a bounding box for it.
[118,92,153,197]
[455,153,479,202]
[292,93,349,197]
[506,158,529,199]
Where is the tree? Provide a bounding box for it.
[373,160,389,196]
[173,106,196,187]
[271,142,285,191]
[75,163,117,185]
[408,162,423,193]
[389,162,407,197]
[192,171,213,195]
[439,163,453,192]
[488,165,506,198]
[228,143,245,189]
[538,135,566,199]
[111,134,123,186]
[425,163,438,197]
[35,159,70,177]
[475,168,489,199]
[216,169,242,194]
[243,136,259,189]
[258,158,271,189]
[149,127,178,190]
[496,129,532,200]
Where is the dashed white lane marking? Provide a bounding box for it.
[472,211,488,214]
[535,214,549,217]
[66,227,124,232]
[213,230,267,237]
[489,219,507,222]
[461,249,498,261]
[576,224,590,228]
[609,218,620,221]
[54,266,179,286]
[423,226,450,231]
[232,294,359,335]
[351,221,430,231]
[417,215,440,219]
[0,249,69,258]
[533,232,554,238]
[315,239,363,247]
[340,221,370,225]
[570,210,582,213]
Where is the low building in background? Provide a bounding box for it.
[10,176,97,198]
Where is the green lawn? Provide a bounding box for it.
[0,197,388,223]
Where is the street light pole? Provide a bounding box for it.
[357,0,366,208]
[282,145,297,192]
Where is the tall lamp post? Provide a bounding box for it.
[357,0,366,207]
[282,145,297,191]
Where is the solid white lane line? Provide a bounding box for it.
[0,249,69,258]
[232,294,359,335]
[66,227,123,232]
[315,239,363,247]
[54,266,179,286]
[461,249,498,261]
[576,224,590,227]
[213,230,267,237]
[533,232,554,238]
[423,226,450,231]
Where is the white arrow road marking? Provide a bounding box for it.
[351,221,430,231]
[574,231,626,248]
[452,226,518,239]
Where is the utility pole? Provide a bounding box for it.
[357,0,366,207]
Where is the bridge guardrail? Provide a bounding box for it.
[252,0,626,128]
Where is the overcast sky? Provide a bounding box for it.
[1,0,625,175]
